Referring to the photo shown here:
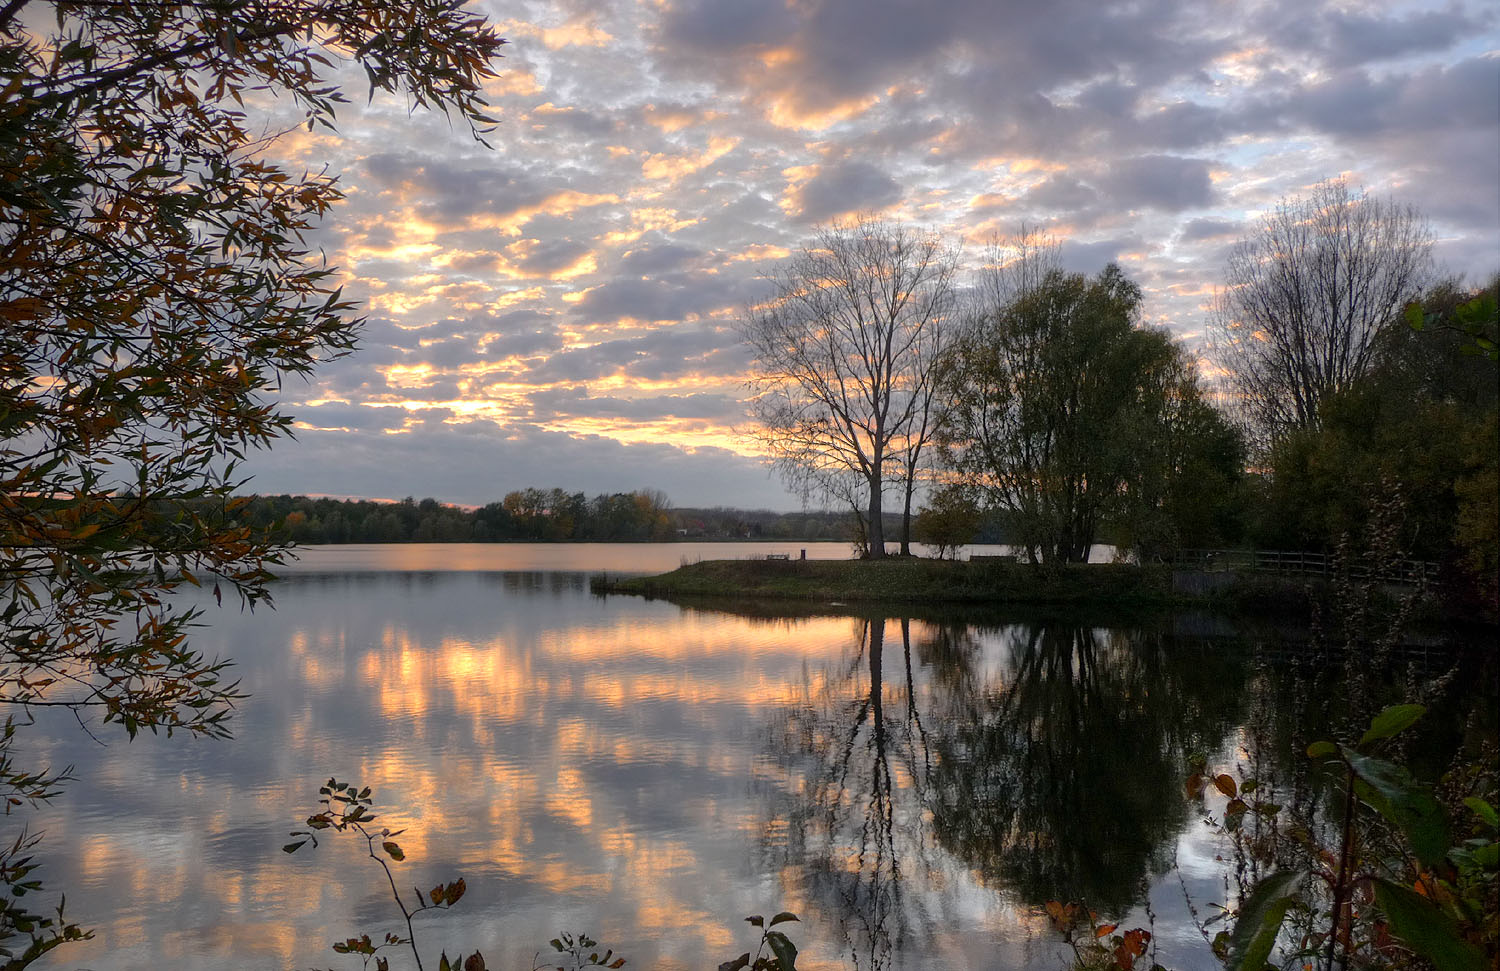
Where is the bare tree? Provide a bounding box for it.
[888,323,946,556]
[1210,179,1433,445]
[971,224,1063,312]
[741,218,957,557]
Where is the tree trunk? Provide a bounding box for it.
[900,472,915,556]
[866,474,886,558]
[847,503,870,555]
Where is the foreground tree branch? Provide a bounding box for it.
[0,3,505,957]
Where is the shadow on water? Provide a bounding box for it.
[754,612,1252,969]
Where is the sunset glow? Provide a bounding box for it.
[239,0,1499,508]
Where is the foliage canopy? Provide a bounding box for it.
[940,263,1241,563]
[0,1,504,959]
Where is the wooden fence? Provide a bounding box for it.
[1169,549,1439,587]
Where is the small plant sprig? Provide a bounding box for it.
[284,779,478,971]
[1042,900,1161,971]
[718,912,800,971]
[532,931,626,971]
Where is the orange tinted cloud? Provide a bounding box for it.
[537,17,613,49]
[641,136,739,181]
[467,190,621,237]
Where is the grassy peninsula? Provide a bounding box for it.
[591,557,1175,608]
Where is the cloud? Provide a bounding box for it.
[572,275,726,323]
[785,161,902,222]
[1058,237,1143,274]
[244,423,797,509]
[1178,217,1241,242]
[1315,7,1484,67]
[1103,156,1215,212]
[618,238,707,275]
[523,323,744,385]
[661,0,797,52]
[528,387,744,423]
[1024,174,1100,211]
[510,237,595,276]
[233,0,1497,508]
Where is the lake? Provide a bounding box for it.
[14,544,1489,970]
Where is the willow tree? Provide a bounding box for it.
[940,263,1238,563]
[1,3,504,956]
[740,218,956,557]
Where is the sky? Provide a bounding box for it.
[243,0,1500,510]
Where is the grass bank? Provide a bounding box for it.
[589,557,1480,632]
[590,557,1176,609]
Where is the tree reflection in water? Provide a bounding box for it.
[930,623,1246,913]
[762,615,1248,969]
[768,616,937,970]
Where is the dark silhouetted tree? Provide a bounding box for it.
[1210,179,1432,446]
[940,262,1237,563]
[741,218,957,558]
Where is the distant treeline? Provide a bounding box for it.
[236,490,1010,545]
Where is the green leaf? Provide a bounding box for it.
[769,912,799,927]
[1226,870,1301,971]
[1359,704,1425,748]
[744,915,764,928]
[1373,878,1485,971]
[1306,741,1338,759]
[382,841,404,861]
[281,841,305,854]
[718,954,750,971]
[765,929,798,970]
[1342,748,1450,867]
[1462,797,1498,830]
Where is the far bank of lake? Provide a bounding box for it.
[276,540,1115,575]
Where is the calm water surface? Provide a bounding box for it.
[17,544,1479,970]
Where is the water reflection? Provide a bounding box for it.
[757,615,1249,970]
[927,624,1246,912]
[768,618,936,969]
[16,571,1280,970]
